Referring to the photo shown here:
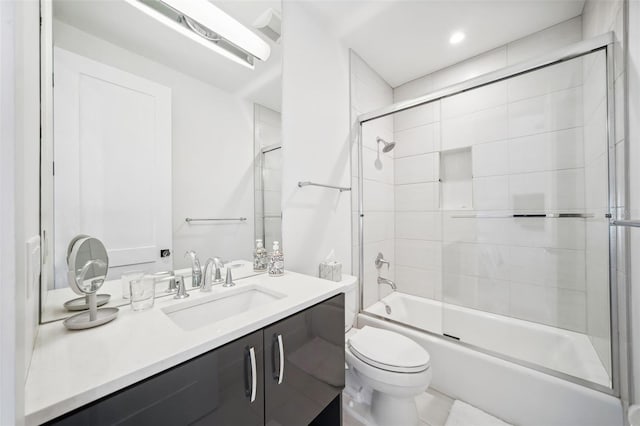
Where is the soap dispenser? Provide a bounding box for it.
[253,239,268,272]
[268,241,284,277]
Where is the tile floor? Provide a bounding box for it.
[343,388,511,426]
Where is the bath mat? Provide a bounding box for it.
[445,400,512,426]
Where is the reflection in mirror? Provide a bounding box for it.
[41,0,282,323]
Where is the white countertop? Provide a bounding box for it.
[41,260,264,323]
[25,270,357,425]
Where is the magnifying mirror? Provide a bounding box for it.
[63,235,119,330]
[62,234,111,311]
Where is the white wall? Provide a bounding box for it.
[53,20,255,269]
[627,0,640,408]
[0,2,17,423]
[281,1,351,276]
[5,1,41,424]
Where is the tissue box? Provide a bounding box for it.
[319,261,342,282]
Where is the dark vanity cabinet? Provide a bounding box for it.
[48,330,265,426]
[264,294,345,425]
[48,294,344,426]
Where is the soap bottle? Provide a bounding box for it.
[268,241,284,277]
[253,239,268,272]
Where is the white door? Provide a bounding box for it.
[53,47,172,287]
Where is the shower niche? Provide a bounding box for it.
[439,147,472,210]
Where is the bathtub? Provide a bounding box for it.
[360,292,622,426]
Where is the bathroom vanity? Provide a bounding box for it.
[25,273,355,425]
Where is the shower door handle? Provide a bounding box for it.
[611,220,640,228]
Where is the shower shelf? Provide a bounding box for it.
[450,213,595,219]
[297,181,351,192]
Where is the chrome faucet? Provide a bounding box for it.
[185,250,202,288]
[154,271,177,293]
[201,257,224,292]
[377,276,397,290]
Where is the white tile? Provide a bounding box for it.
[395,212,442,241]
[508,246,586,290]
[396,265,442,299]
[442,213,476,243]
[508,169,585,211]
[473,176,509,210]
[507,56,582,102]
[394,101,440,131]
[362,146,394,184]
[395,182,439,211]
[363,211,394,243]
[363,179,394,211]
[583,98,607,164]
[508,86,583,138]
[395,153,439,184]
[395,122,440,158]
[472,141,509,177]
[395,239,442,269]
[442,81,507,119]
[476,278,510,315]
[442,106,508,150]
[442,242,479,276]
[508,127,584,174]
[442,273,477,308]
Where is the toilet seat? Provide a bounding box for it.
[348,326,430,373]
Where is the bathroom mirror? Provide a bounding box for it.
[40,0,283,322]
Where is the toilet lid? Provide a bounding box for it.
[348,326,430,373]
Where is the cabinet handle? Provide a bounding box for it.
[245,346,257,403]
[249,346,257,403]
[272,334,285,384]
[277,334,285,384]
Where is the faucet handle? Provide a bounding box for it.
[375,252,390,270]
[173,275,189,299]
[223,268,235,288]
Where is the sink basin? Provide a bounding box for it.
[162,285,285,331]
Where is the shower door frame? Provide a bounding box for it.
[356,32,624,397]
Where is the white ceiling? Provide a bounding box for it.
[305,0,585,87]
[54,0,282,111]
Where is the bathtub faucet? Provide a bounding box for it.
[377,276,397,290]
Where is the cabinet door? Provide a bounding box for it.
[264,294,345,426]
[48,330,264,426]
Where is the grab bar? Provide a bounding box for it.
[185,217,247,223]
[611,220,640,228]
[450,213,594,219]
[297,181,351,192]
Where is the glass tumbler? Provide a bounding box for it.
[121,271,144,299]
[130,275,156,311]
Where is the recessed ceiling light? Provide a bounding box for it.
[449,31,465,45]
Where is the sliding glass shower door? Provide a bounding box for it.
[358,47,614,390]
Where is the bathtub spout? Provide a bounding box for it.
[377,276,397,290]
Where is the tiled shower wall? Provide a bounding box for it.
[392,56,594,334]
[350,52,395,309]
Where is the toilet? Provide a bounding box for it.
[344,285,432,426]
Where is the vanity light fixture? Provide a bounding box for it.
[128,0,271,69]
[449,31,466,45]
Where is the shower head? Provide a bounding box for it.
[376,137,396,153]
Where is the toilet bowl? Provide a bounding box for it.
[341,279,431,425]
